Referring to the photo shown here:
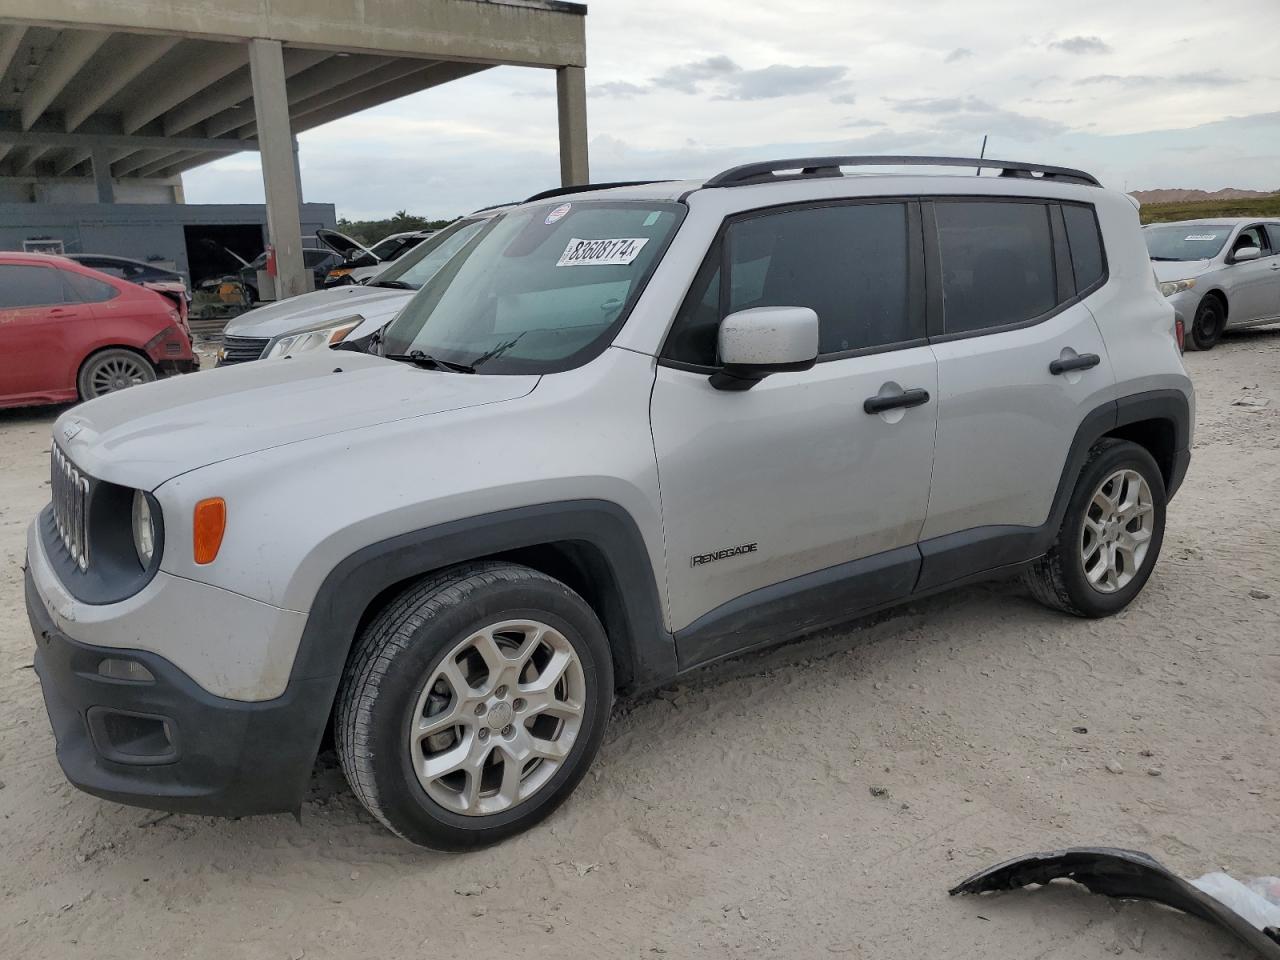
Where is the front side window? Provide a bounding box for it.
[380,201,683,374]
[936,200,1056,334]
[0,264,66,308]
[1233,226,1270,257]
[663,201,916,365]
[1144,223,1231,262]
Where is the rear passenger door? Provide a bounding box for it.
[917,198,1116,589]
[0,263,90,399]
[651,199,938,667]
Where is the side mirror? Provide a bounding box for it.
[1231,245,1261,263]
[710,306,819,391]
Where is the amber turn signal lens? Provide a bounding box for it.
[193,498,226,565]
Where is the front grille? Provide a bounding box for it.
[219,335,269,365]
[51,445,90,571]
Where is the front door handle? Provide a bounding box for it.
[863,388,930,414]
[1049,353,1101,375]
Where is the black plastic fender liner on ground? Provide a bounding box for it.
[950,847,1280,957]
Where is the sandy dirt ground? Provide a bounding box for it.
[1,330,1277,959]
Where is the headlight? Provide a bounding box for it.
[132,489,156,569]
[262,316,362,359]
[1159,278,1196,298]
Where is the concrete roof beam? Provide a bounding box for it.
[20,29,109,130]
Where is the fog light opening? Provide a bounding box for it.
[96,658,155,683]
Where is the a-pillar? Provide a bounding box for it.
[248,37,307,299]
[556,66,589,187]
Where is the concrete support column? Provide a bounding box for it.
[248,37,307,299]
[556,66,589,186]
[90,145,114,204]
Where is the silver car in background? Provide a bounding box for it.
[1145,218,1280,350]
[217,213,497,364]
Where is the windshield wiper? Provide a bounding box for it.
[384,349,475,373]
[368,279,414,289]
[468,332,527,371]
[1149,256,1180,261]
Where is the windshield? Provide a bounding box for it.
[1144,224,1231,261]
[370,234,427,261]
[373,219,488,289]
[380,200,685,374]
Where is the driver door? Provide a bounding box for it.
[650,200,937,669]
[1227,224,1276,323]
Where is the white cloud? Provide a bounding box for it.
[184,0,1280,219]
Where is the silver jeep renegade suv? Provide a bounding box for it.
[27,156,1194,849]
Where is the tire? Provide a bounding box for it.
[1024,438,1167,618]
[335,561,613,850]
[1183,295,1225,351]
[77,348,157,400]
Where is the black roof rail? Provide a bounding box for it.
[702,156,1101,188]
[523,180,672,203]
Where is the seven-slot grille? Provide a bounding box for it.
[219,335,270,365]
[51,445,90,571]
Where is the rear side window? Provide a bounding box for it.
[664,201,917,364]
[0,264,67,307]
[1062,204,1106,292]
[63,270,119,303]
[935,200,1056,334]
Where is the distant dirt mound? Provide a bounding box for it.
[1131,187,1279,204]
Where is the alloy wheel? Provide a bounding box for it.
[410,619,586,816]
[1080,468,1155,594]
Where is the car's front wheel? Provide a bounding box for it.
[1183,295,1225,351]
[77,348,157,400]
[1025,438,1167,618]
[336,562,613,849]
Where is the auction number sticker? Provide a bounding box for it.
[556,237,648,267]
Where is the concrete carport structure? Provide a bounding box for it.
[0,0,589,297]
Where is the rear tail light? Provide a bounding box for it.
[1174,318,1185,353]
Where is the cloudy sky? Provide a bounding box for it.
[185,0,1280,220]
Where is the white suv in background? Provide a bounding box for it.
[1145,218,1280,350]
[27,156,1193,850]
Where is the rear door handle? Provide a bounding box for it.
[1049,353,1100,375]
[863,388,930,414]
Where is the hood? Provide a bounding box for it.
[316,227,376,260]
[54,351,538,490]
[1152,259,1214,283]
[222,285,413,339]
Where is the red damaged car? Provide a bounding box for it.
[0,252,196,410]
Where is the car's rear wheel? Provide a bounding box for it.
[77,348,157,400]
[1025,438,1167,618]
[336,562,612,849]
[1183,295,1225,351]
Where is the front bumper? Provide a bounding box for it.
[27,567,330,816]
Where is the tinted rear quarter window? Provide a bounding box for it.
[63,270,119,303]
[0,264,67,308]
[935,200,1056,334]
[1062,204,1106,292]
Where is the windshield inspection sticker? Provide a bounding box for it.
[545,202,571,224]
[1184,234,1218,241]
[557,237,649,267]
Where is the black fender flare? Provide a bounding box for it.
[276,500,676,801]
